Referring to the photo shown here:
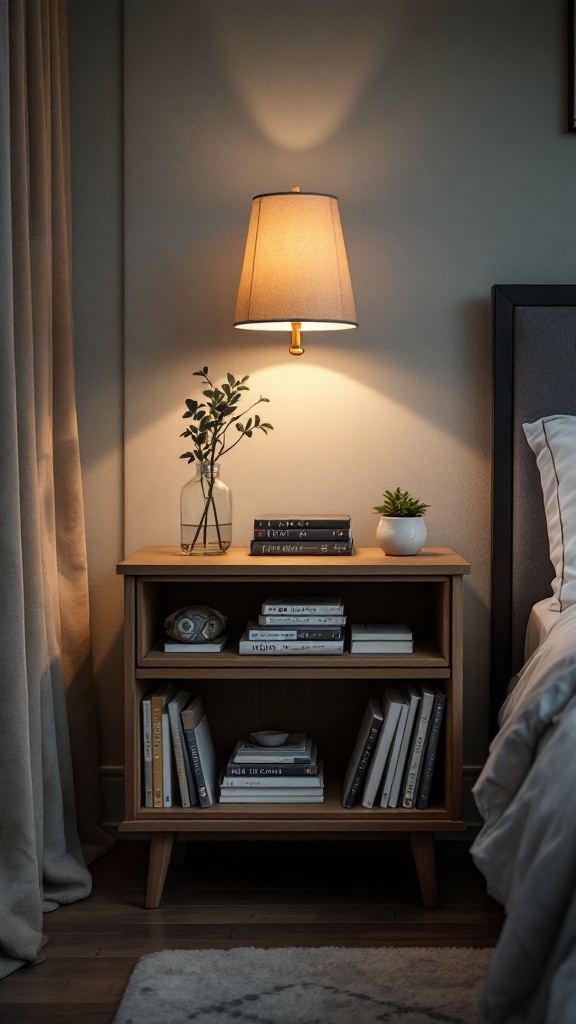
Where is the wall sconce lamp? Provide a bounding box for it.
[234,186,357,356]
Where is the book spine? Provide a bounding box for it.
[259,614,346,625]
[350,642,413,654]
[402,709,432,808]
[239,639,344,654]
[225,762,319,777]
[254,518,350,529]
[183,727,211,807]
[221,777,322,788]
[261,602,343,615]
[162,712,173,807]
[416,694,446,809]
[343,725,381,809]
[168,705,191,808]
[248,627,343,640]
[251,540,353,555]
[151,697,164,808]
[142,698,153,808]
[254,528,350,540]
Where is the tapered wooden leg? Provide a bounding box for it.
[409,832,438,908]
[145,832,176,908]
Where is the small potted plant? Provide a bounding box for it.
[373,487,429,555]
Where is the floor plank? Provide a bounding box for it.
[0,838,503,1024]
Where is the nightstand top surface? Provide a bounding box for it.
[117,546,470,576]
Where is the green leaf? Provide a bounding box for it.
[235,423,244,432]
[227,372,235,386]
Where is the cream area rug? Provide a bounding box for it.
[113,946,492,1023]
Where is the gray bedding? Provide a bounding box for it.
[471,604,576,1023]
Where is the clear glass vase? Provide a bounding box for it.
[180,462,232,555]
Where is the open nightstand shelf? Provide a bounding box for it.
[118,546,470,909]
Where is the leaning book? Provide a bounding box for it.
[180,695,218,807]
[342,698,384,808]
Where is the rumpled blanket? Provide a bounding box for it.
[471,603,576,1024]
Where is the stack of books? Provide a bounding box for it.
[250,515,353,556]
[342,682,446,810]
[349,623,413,655]
[141,689,218,808]
[239,595,346,655]
[220,734,324,803]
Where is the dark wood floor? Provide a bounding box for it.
[0,837,503,1024]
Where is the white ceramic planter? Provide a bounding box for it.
[376,516,427,556]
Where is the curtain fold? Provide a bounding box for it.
[0,0,113,980]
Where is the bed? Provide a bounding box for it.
[471,285,576,1024]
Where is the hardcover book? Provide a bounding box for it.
[150,684,176,808]
[379,693,410,808]
[261,597,344,614]
[219,792,324,803]
[350,639,413,654]
[258,613,346,626]
[250,539,353,556]
[180,695,218,807]
[167,690,198,808]
[239,628,344,656]
[361,687,404,809]
[401,682,436,808]
[342,698,384,808]
[350,623,412,641]
[233,738,317,765]
[221,764,323,788]
[415,687,446,809]
[141,690,155,808]
[163,635,227,653]
[386,683,421,808]
[254,515,351,529]
[224,760,319,777]
[247,622,344,641]
[254,528,350,540]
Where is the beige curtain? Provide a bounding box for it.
[0,0,113,979]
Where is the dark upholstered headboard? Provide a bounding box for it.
[491,285,576,729]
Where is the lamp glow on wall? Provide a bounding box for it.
[234,186,357,356]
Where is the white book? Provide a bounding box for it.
[163,635,227,653]
[350,640,413,654]
[219,793,324,803]
[247,621,343,641]
[387,684,421,808]
[141,691,154,808]
[258,613,346,626]
[167,690,197,808]
[402,682,436,808]
[180,696,218,807]
[360,687,404,808]
[262,596,344,614]
[233,740,317,765]
[379,695,409,807]
[350,623,412,641]
[219,786,325,798]
[161,704,175,807]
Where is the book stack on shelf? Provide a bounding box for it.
[141,688,218,808]
[343,682,446,810]
[250,514,353,556]
[239,595,346,655]
[220,734,324,803]
[350,622,413,655]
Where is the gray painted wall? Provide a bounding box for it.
[69,0,575,825]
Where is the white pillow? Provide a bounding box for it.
[523,415,576,611]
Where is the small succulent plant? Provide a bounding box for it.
[374,488,429,518]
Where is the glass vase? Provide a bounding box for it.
[180,462,232,555]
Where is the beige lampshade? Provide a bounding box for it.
[234,189,357,335]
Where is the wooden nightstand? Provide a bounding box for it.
[117,546,470,908]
